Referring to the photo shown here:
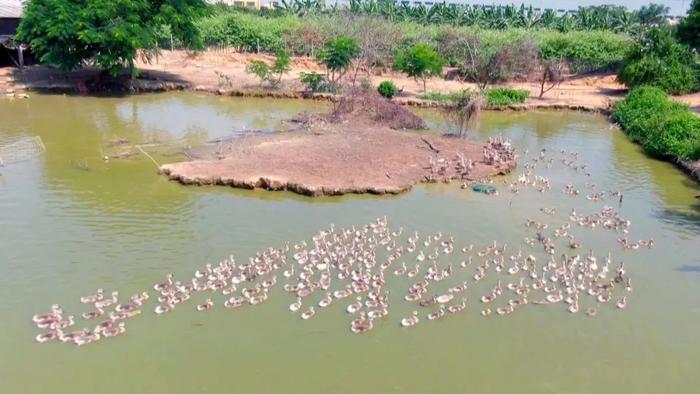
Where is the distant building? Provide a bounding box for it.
[0,0,22,40]
[0,0,24,67]
[207,0,262,9]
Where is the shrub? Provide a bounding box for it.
[377,81,397,98]
[443,89,483,137]
[618,28,698,95]
[419,92,459,101]
[538,30,630,73]
[394,43,443,92]
[299,72,325,93]
[457,36,539,90]
[197,12,300,51]
[247,60,271,86]
[486,88,530,106]
[612,86,700,161]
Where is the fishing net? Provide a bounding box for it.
[0,136,46,165]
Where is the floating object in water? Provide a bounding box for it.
[472,184,497,195]
[0,135,46,165]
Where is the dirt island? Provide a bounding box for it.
[160,92,516,196]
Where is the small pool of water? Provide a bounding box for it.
[0,92,698,394]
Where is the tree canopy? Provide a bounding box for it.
[317,37,360,83]
[394,43,443,92]
[677,0,700,49]
[17,0,206,75]
[619,27,698,94]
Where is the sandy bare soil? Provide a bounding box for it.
[135,50,628,111]
[0,49,624,111]
[3,49,700,113]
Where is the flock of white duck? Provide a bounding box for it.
[32,144,651,346]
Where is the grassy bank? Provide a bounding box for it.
[612,86,700,162]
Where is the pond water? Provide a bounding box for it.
[0,93,698,394]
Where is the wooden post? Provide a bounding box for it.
[17,44,24,70]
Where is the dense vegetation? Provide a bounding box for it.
[266,1,669,34]
[18,0,206,75]
[196,8,631,74]
[613,86,700,161]
[677,0,700,49]
[619,28,699,94]
[419,88,529,106]
[486,88,529,106]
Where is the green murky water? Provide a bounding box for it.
[0,93,698,394]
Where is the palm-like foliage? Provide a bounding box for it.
[269,1,668,34]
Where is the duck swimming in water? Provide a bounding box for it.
[350,313,374,334]
[80,289,104,304]
[400,311,420,328]
[300,307,315,320]
[95,291,119,309]
[33,304,63,324]
[427,306,446,321]
[35,329,62,344]
[196,299,214,312]
[616,296,627,309]
[224,296,246,309]
[82,308,104,320]
[346,297,363,314]
[101,322,126,338]
[289,297,302,312]
[154,303,172,315]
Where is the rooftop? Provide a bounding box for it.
[0,0,22,19]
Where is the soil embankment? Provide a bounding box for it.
[1,50,625,111]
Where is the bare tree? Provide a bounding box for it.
[333,15,401,86]
[443,90,484,137]
[538,58,566,98]
[460,36,539,91]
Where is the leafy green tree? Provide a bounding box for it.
[619,27,698,94]
[17,0,206,76]
[677,0,700,49]
[635,3,669,26]
[271,49,291,85]
[246,50,291,87]
[317,37,360,84]
[394,43,443,92]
